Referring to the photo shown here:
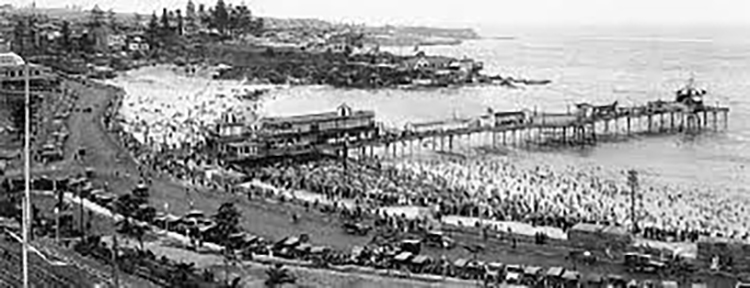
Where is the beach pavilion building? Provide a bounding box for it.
[207,104,378,163]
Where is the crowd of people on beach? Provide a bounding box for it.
[100,65,750,246]
[387,157,750,242]
[247,155,750,243]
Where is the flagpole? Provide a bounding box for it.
[22,60,31,288]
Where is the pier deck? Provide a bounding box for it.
[338,104,730,159]
[225,102,730,163]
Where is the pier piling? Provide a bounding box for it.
[354,105,729,161]
[626,113,631,135]
[669,112,674,132]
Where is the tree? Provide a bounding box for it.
[134,206,156,223]
[116,218,148,251]
[185,0,196,34]
[133,13,143,28]
[106,9,118,31]
[113,194,146,219]
[171,262,197,286]
[227,4,252,37]
[212,202,240,244]
[221,248,241,287]
[0,197,20,222]
[89,5,105,28]
[186,0,196,18]
[160,8,171,34]
[60,21,71,51]
[212,0,229,34]
[250,17,264,36]
[176,9,183,35]
[264,264,296,287]
[12,18,28,54]
[146,12,159,47]
[197,2,206,27]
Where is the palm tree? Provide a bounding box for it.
[264,263,296,287]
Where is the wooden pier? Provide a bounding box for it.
[334,105,730,160]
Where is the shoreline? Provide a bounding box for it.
[106,65,744,199]
[2,66,740,287]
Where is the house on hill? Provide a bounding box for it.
[36,22,61,42]
[401,54,455,71]
[89,25,111,52]
[126,35,149,52]
[107,34,127,51]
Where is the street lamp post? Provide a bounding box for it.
[628,170,639,235]
[22,59,31,288]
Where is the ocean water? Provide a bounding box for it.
[260,25,750,194]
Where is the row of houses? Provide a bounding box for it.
[0,15,151,55]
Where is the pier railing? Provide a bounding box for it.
[331,103,730,159]
[226,102,730,162]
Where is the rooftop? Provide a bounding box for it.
[409,118,474,128]
[494,111,526,117]
[0,52,25,66]
[262,109,375,124]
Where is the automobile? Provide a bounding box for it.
[342,222,372,236]
[424,230,456,249]
[568,249,597,265]
[624,252,665,274]
[505,264,524,284]
[400,239,422,255]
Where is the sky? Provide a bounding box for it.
[8,0,750,28]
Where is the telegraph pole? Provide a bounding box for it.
[343,135,348,188]
[112,233,119,288]
[628,170,639,235]
[54,181,60,244]
[22,60,31,288]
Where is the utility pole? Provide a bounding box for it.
[628,169,639,235]
[55,181,60,244]
[79,187,84,239]
[22,60,31,288]
[112,233,119,288]
[54,205,60,244]
[343,135,348,188]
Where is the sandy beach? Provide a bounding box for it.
[107,65,750,245]
[387,150,750,240]
[105,65,284,149]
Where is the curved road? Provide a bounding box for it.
[4,77,738,288]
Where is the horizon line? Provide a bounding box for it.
[10,4,750,29]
